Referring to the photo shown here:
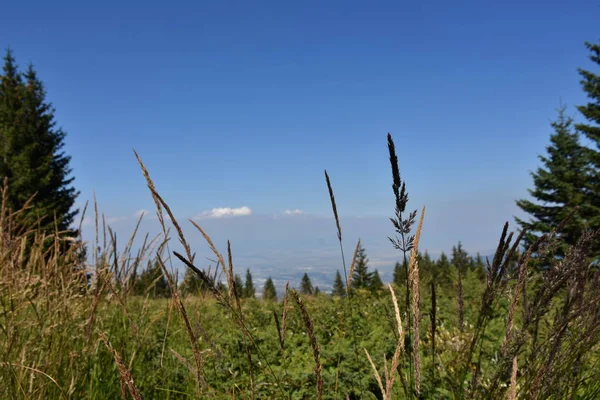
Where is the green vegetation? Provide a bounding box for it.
[2,40,600,399]
[0,51,78,234]
[516,42,600,257]
[332,270,345,297]
[1,182,598,398]
[263,276,278,301]
[244,268,256,299]
[515,106,590,255]
[301,272,314,295]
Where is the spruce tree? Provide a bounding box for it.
[0,50,21,183]
[300,272,314,295]
[470,252,487,281]
[370,269,384,293]
[314,286,320,295]
[351,244,373,290]
[263,277,277,301]
[451,242,470,272]
[393,260,407,288]
[332,270,345,297]
[180,267,204,296]
[234,274,244,298]
[436,252,452,286]
[516,106,592,255]
[134,261,170,298]
[244,268,255,298]
[0,51,79,234]
[575,40,600,255]
[419,251,435,283]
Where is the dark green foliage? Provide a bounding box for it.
[263,277,277,301]
[234,273,244,298]
[419,251,435,282]
[393,259,407,288]
[470,252,487,281]
[451,242,470,273]
[395,252,437,287]
[244,268,255,298]
[516,106,594,256]
[0,50,78,234]
[332,270,345,296]
[300,272,314,295]
[314,286,320,295]
[351,244,373,290]
[451,242,469,331]
[436,252,452,286]
[517,41,600,260]
[576,41,600,158]
[369,269,384,293]
[133,261,170,298]
[575,41,600,257]
[180,267,205,295]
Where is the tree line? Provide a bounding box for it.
[132,241,491,302]
[1,37,599,286]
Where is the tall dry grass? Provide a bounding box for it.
[1,135,599,399]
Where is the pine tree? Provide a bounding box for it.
[393,260,407,288]
[419,251,435,283]
[370,269,384,293]
[314,286,321,295]
[332,270,345,297]
[300,272,314,295]
[351,244,373,290]
[134,261,170,298]
[436,252,452,287]
[0,51,79,234]
[516,105,593,256]
[234,274,244,298]
[263,277,277,301]
[180,267,204,296]
[575,40,600,256]
[470,252,487,281]
[451,243,470,272]
[244,268,255,298]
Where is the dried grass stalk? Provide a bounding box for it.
[189,220,231,305]
[99,332,143,400]
[324,170,342,242]
[281,282,290,347]
[347,239,361,293]
[364,349,385,395]
[290,290,323,400]
[156,253,206,393]
[408,206,425,395]
[509,356,518,400]
[386,284,406,399]
[227,241,240,312]
[134,150,193,263]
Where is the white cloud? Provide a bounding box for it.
[133,209,150,218]
[284,209,304,215]
[105,216,129,224]
[194,206,252,220]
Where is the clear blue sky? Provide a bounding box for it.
[1,1,599,283]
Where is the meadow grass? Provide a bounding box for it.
[1,136,599,399]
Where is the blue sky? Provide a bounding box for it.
[1,1,599,285]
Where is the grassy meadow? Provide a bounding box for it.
[1,146,599,400]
